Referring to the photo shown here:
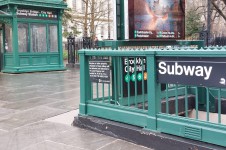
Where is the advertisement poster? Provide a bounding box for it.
[129,0,185,39]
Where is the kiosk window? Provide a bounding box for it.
[31,24,47,52]
[18,23,29,52]
[49,25,58,52]
[5,25,12,53]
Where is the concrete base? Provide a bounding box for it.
[73,115,225,150]
[66,63,80,68]
[66,63,75,68]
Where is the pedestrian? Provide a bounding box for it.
[94,37,99,48]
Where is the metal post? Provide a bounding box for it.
[207,0,211,47]
[66,35,75,68]
[108,0,110,39]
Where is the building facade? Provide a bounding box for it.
[66,0,114,40]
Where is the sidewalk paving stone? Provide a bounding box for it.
[0,68,152,150]
[21,141,79,150]
[0,106,67,131]
[0,121,75,150]
[49,126,117,150]
[46,98,79,111]
[2,97,64,111]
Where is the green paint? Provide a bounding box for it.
[137,73,142,81]
[125,74,130,82]
[0,0,66,73]
[131,74,136,82]
[0,0,67,9]
[79,46,226,147]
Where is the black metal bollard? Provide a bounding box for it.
[199,30,208,47]
[83,37,92,49]
[66,35,75,68]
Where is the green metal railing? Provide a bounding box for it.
[79,47,226,147]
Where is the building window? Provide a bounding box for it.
[5,25,12,53]
[82,0,85,13]
[18,23,29,52]
[72,0,76,10]
[49,25,58,52]
[30,24,47,52]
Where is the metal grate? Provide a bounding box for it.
[184,126,202,140]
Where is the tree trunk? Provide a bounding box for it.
[84,0,88,37]
[211,0,226,21]
[90,0,95,40]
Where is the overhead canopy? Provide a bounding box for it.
[0,0,67,9]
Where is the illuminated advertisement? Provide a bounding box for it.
[129,0,185,39]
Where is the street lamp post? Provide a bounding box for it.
[207,0,211,46]
[108,0,110,39]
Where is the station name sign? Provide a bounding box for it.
[122,57,147,97]
[157,57,226,88]
[17,9,58,20]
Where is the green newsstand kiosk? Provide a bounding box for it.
[0,0,67,73]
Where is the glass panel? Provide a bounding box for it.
[18,23,29,52]
[30,24,47,52]
[5,25,12,52]
[49,25,58,52]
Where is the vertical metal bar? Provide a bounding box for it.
[127,57,130,106]
[91,83,93,101]
[218,89,221,124]
[120,57,123,105]
[46,24,49,52]
[206,88,210,121]
[147,54,161,130]
[166,84,169,114]
[175,84,178,116]
[28,23,31,52]
[102,83,104,103]
[114,56,117,105]
[195,87,199,119]
[79,51,90,115]
[108,83,111,103]
[185,86,188,117]
[96,83,99,101]
[134,57,137,108]
[142,58,145,110]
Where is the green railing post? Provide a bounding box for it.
[12,6,19,69]
[111,41,119,50]
[116,0,125,40]
[146,52,161,130]
[111,41,119,102]
[58,9,64,68]
[79,50,90,115]
[197,40,205,49]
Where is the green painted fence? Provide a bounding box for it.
[79,46,226,147]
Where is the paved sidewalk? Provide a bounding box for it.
[0,68,152,150]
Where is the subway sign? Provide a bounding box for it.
[122,57,147,97]
[17,9,58,20]
[157,57,226,88]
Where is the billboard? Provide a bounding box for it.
[129,0,185,40]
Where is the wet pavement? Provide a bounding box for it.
[0,67,152,150]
